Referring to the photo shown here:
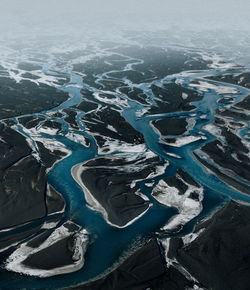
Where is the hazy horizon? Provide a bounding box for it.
[1,0,250,40]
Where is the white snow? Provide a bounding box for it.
[201,53,236,70]
[38,127,58,135]
[66,132,89,147]
[146,163,168,179]
[145,182,155,187]
[136,107,149,117]
[96,137,146,155]
[107,125,118,133]
[12,123,71,162]
[93,91,128,108]
[190,80,238,95]
[163,136,202,147]
[0,59,66,87]
[166,152,182,159]
[5,222,88,277]
[203,124,226,144]
[186,118,196,132]
[134,189,150,201]
[182,229,205,246]
[0,136,6,143]
[130,181,136,188]
[161,238,200,284]
[46,185,66,215]
[152,177,203,231]
[182,92,189,100]
[41,221,60,230]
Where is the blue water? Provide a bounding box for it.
[0,55,250,289]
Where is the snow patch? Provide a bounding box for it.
[182,92,189,100]
[152,178,203,231]
[5,222,88,278]
[66,132,89,147]
[182,228,205,246]
[166,152,182,159]
[190,80,238,95]
[107,125,118,133]
[163,136,202,147]
[161,238,201,285]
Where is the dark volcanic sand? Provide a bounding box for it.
[167,200,250,290]
[78,153,166,227]
[152,118,188,136]
[0,125,66,230]
[0,77,69,119]
[23,237,76,270]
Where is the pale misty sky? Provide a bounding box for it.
[1,0,250,39]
